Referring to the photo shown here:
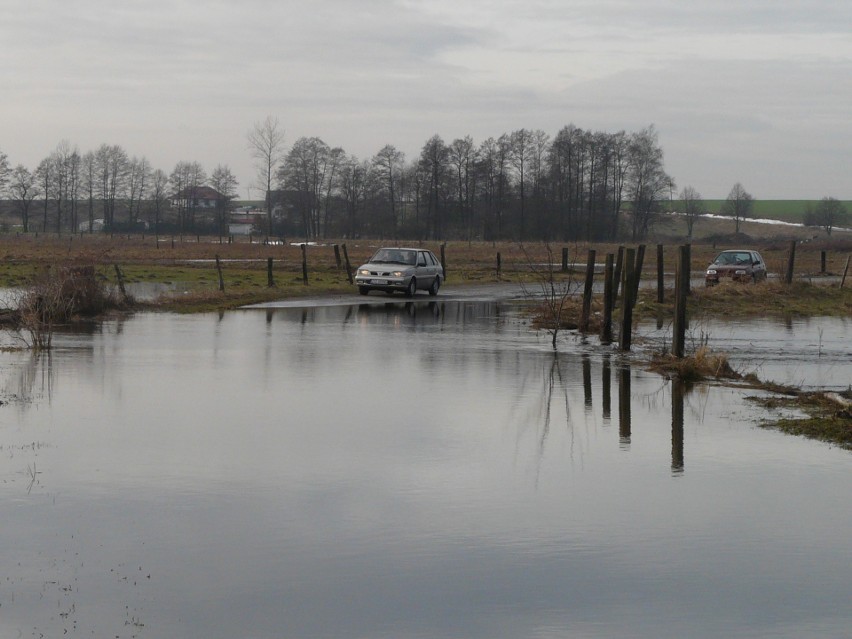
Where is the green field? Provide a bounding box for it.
[692,200,852,224]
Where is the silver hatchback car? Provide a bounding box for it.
[355,247,444,296]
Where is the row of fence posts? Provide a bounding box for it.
[208,242,358,292]
[575,239,850,357]
[573,243,689,355]
[205,241,452,293]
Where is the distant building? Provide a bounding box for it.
[78,218,105,232]
[228,223,254,236]
[171,186,225,210]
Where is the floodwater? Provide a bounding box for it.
[1,298,851,638]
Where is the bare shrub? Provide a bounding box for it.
[519,244,580,349]
[15,266,123,350]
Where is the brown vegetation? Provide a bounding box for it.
[14,265,126,349]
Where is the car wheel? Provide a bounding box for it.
[358,286,369,295]
[405,278,417,297]
[428,276,440,296]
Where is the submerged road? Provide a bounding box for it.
[244,282,532,309]
[243,275,717,310]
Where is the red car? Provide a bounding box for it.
[705,249,767,286]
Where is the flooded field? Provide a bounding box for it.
[1,300,850,638]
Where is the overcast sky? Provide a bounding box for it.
[2,0,850,199]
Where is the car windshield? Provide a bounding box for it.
[370,249,416,265]
[714,251,752,265]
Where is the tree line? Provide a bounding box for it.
[0,143,238,236]
[2,119,846,241]
[255,119,675,242]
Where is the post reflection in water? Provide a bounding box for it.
[618,364,631,445]
[582,354,592,410]
[671,378,685,475]
[602,354,611,421]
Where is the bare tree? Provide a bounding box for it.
[126,156,151,227]
[279,137,333,239]
[448,136,477,241]
[247,116,286,236]
[372,144,405,236]
[679,185,704,238]
[169,161,207,232]
[476,136,511,241]
[418,135,449,239]
[0,149,10,196]
[96,144,129,229]
[529,129,550,238]
[149,169,169,237]
[8,165,39,232]
[50,141,77,234]
[721,182,753,234]
[35,157,52,233]
[626,126,672,240]
[209,165,239,241]
[321,147,345,238]
[81,151,98,232]
[509,128,534,238]
[805,196,848,236]
[338,155,369,238]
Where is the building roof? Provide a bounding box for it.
[172,186,225,200]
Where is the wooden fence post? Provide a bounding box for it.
[342,243,353,284]
[496,252,502,278]
[579,249,596,333]
[785,240,796,284]
[821,250,826,275]
[440,243,447,279]
[333,244,342,269]
[841,255,850,289]
[631,244,646,305]
[113,264,127,300]
[656,243,664,304]
[267,257,274,287]
[561,247,569,272]
[601,253,614,344]
[613,245,625,304]
[672,245,688,358]
[619,248,636,351]
[215,255,225,292]
[301,243,308,285]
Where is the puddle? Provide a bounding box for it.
[0,301,850,638]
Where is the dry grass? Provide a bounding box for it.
[0,232,849,313]
[649,346,740,383]
[687,280,851,317]
[751,392,852,449]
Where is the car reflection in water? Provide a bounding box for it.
[356,301,443,328]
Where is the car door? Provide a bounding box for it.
[752,251,767,280]
[417,251,437,288]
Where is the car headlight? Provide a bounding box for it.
[735,269,746,275]
[392,271,405,277]
[358,269,370,276]
[706,269,716,275]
